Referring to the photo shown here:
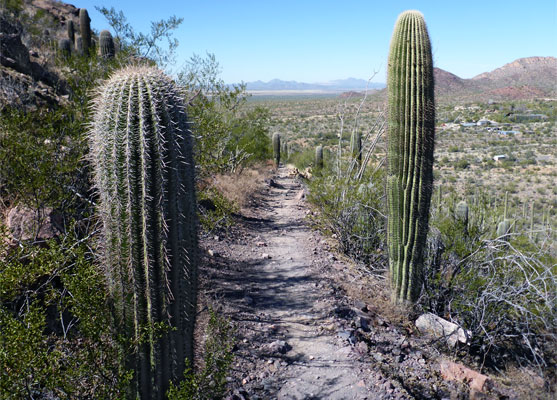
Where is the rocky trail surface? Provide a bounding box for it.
[198,167,508,400]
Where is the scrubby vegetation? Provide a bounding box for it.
[1,1,554,398]
[0,2,266,397]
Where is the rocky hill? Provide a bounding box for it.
[0,0,81,110]
[435,56,556,101]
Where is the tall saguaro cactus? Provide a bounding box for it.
[88,66,198,399]
[79,8,91,54]
[272,132,281,167]
[99,30,115,58]
[386,11,435,303]
[315,145,324,169]
[66,20,75,43]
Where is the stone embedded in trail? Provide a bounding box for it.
[266,340,291,355]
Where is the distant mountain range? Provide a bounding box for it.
[434,56,557,100]
[243,78,385,92]
[242,57,556,100]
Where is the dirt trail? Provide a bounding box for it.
[200,167,468,400]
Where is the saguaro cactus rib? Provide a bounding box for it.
[89,66,197,399]
[387,11,435,303]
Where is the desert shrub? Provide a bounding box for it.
[308,168,386,269]
[167,309,235,400]
[290,147,317,171]
[454,158,470,170]
[0,106,90,221]
[0,227,130,399]
[197,186,239,234]
[177,54,271,176]
[422,199,557,371]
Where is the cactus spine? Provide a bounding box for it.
[99,30,115,58]
[351,131,362,166]
[386,10,435,303]
[315,145,323,169]
[79,8,91,54]
[89,66,198,399]
[272,132,281,167]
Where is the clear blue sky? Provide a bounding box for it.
[73,0,556,83]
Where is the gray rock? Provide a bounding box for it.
[266,340,291,355]
[415,313,471,347]
[6,206,62,241]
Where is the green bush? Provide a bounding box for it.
[0,228,130,399]
[0,107,89,218]
[167,309,235,400]
[422,197,556,370]
[307,168,386,268]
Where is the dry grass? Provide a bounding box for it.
[495,365,555,400]
[210,161,274,210]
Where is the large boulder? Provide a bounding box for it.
[0,16,32,76]
[6,206,62,242]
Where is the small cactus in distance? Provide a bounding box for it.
[74,35,83,55]
[272,132,281,167]
[281,139,288,161]
[66,20,75,43]
[99,30,115,58]
[315,145,323,169]
[456,201,469,229]
[88,65,198,399]
[79,8,91,54]
[386,10,435,303]
[497,219,513,240]
[503,191,509,220]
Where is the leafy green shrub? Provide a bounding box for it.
[454,158,470,170]
[167,309,235,400]
[0,107,89,219]
[290,147,316,171]
[177,54,271,176]
[422,199,556,371]
[197,186,239,233]
[0,228,130,399]
[308,168,386,268]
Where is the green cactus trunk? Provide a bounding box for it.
[351,131,362,166]
[74,35,83,55]
[66,20,75,43]
[503,191,509,220]
[99,30,115,58]
[79,8,91,55]
[89,66,198,399]
[386,10,435,304]
[281,140,288,162]
[272,132,281,167]
[315,145,323,169]
[497,219,512,240]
